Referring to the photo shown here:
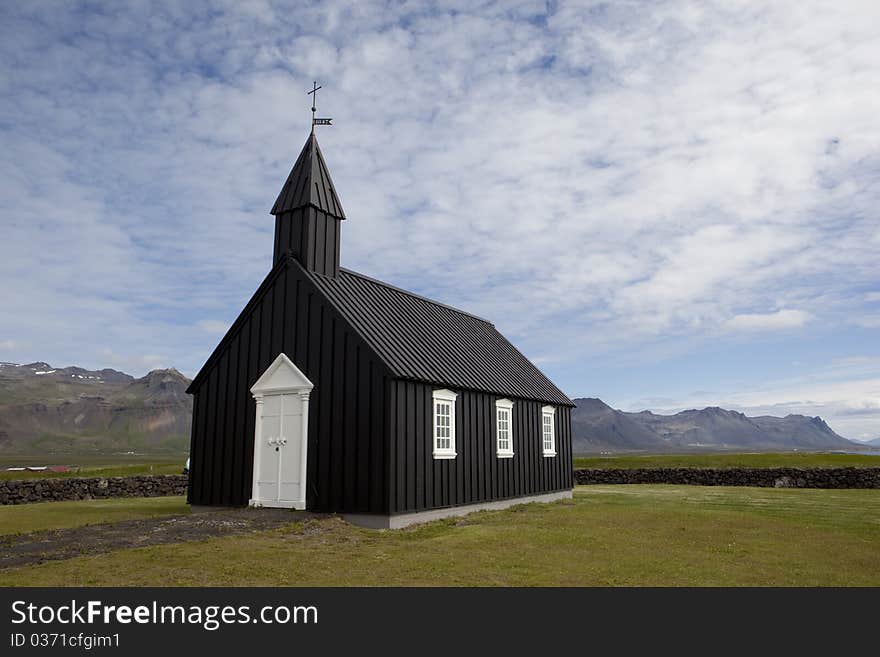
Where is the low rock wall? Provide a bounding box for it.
[0,475,188,505]
[574,467,880,489]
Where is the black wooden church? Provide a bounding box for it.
[186,125,574,527]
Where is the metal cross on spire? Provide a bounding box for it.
[308,81,333,133]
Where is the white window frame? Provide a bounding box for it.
[541,405,557,457]
[432,389,458,459]
[495,398,514,458]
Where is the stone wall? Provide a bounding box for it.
[0,475,188,505]
[574,467,880,489]
[3,468,877,505]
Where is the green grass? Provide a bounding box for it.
[1,485,878,586]
[0,456,186,480]
[574,451,880,470]
[20,433,190,454]
[0,496,189,536]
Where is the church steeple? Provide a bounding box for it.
[271,133,346,276]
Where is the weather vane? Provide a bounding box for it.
[308,81,333,133]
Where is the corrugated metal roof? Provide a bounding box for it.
[271,134,346,218]
[301,261,573,406]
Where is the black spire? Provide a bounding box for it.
[271,133,346,219]
[271,133,346,277]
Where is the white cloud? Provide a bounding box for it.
[0,340,16,351]
[196,320,230,335]
[627,360,880,440]
[0,0,877,424]
[852,315,880,329]
[725,309,811,331]
[99,349,171,375]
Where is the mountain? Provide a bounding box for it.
[0,362,191,454]
[571,398,856,453]
[863,437,880,447]
[0,361,862,456]
[750,415,852,450]
[570,398,667,451]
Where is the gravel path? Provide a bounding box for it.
[0,508,318,569]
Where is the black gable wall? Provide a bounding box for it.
[187,258,392,512]
[388,380,573,514]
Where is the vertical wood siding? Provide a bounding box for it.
[187,262,391,512]
[273,207,340,277]
[387,380,573,514]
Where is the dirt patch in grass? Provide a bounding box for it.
[0,508,319,570]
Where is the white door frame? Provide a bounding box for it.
[248,353,314,510]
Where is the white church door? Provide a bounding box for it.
[249,353,313,510]
[255,393,304,504]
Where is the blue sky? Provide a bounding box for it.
[1,1,878,439]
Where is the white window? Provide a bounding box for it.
[432,389,458,459]
[541,405,557,457]
[495,398,514,458]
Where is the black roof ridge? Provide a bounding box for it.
[189,255,574,406]
[286,258,399,374]
[187,255,398,394]
[336,267,493,325]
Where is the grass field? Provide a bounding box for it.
[0,497,189,535]
[573,451,880,470]
[1,485,878,586]
[0,455,185,481]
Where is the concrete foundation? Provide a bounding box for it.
[343,489,573,529]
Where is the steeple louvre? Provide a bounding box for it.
[271,133,346,276]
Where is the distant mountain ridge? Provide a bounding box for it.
[0,361,866,456]
[0,361,191,454]
[571,398,857,453]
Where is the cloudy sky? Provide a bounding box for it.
[1,1,878,439]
